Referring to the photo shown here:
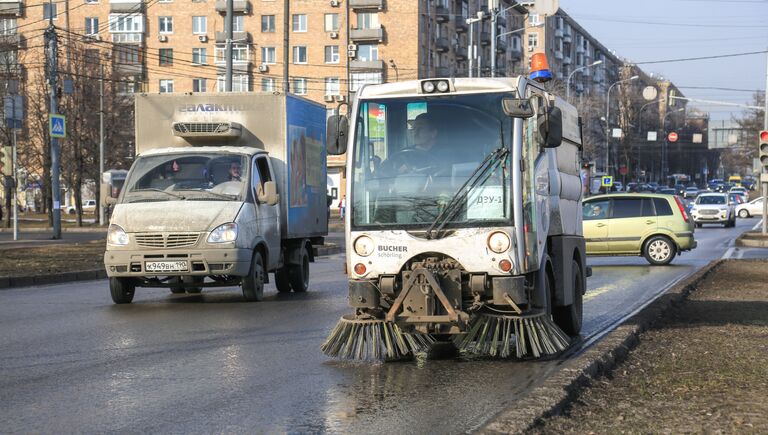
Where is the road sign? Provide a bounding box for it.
[619,166,628,175]
[647,131,657,141]
[667,131,678,142]
[50,114,66,138]
[601,175,613,187]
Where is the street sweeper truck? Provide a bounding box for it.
[104,93,328,304]
[322,72,587,360]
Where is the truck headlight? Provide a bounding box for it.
[487,231,511,254]
[107,224,129,246]
[208,223,238,243]
[353,235,375,257]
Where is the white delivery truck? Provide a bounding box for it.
[104,93,328,304]
[322,76,588,360]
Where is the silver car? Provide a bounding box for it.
[690,193,736,228]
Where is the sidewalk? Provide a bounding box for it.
[529,259,768,433]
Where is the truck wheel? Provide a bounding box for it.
[274,268,292,293]
[242,251,265,302]
[643,235,674,265]
[553,260,583,336]
[110,277,135,304]
[169,277,186,294]
[288,246,310,292]
[184,276,204,294]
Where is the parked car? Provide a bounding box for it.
[614,181,623,192]
[66,200,96,215]
[625,182,638,192]
[582,193,696,265]
[658,188,677,195]
[646,182,660,192]
[690,193,736,228]
[683,187,699,199]
[729,186,748,196]
[729,192,747,205]
[737,197,764,218]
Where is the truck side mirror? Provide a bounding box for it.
[326,115,348,155]
[537,106,563,148]
[257,181,280,206]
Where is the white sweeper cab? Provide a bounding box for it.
[322,71,587,360]
[104,93,329,303]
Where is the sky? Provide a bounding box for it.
[558,0,768,124]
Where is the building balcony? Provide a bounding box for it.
[495,39,507,53]
[509,45,522,61]
[480,31,490,46]
[554,50,563,60]
[114,62,144,76]
[350,27,385,42]
[454,16,468,33]
[217,63,252,74]
[563,32,572,43]
[0,63,23,77]
[350,59,384,70]
[214,0,250,14]
[435,66,450,77]
[0,0,21,16]
[0,33,20,47]
[111,33,143,44]
[435,6,449,23]
[455,46,467,60]
[575,44,585,54]
[109,0,144,13]
[496,15,507,28]
[563,55,571,65]
[554,28,563,38]
[349,0,384,10]
[435,37,450,53]
[215,31,251,43]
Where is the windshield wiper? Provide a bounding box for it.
[130,188,186,200]
[178,189,238,200]
[425,146,509,240]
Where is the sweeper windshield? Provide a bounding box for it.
[350,92,514,231]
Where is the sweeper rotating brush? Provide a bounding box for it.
[454,310,571,359]
[321,314,435,361]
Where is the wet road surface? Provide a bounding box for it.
[1,218,765,433]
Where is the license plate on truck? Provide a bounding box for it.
[145,260,188,273]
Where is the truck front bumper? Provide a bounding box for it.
[104,248,252,278]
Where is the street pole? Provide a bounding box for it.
[224,0,233,91]
[566,60,602,101]
[468,19,474,78]
[762,48,767,235]
[99,63,105,226]
[46,20,61,239]
[490,4,497,78]
[283,0,290,92]
[12,127,17,241]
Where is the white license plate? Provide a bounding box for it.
[145,260,188,273]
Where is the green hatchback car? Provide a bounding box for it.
[582,193,697,265]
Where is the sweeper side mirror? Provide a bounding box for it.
[537,105,563,148]
[502,98,535,118]
[326,115,348,155]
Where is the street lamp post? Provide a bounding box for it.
[491,24,543,77]
[636,98,664,181]
[566,60,602,100]
[604,75,639,174]
[662,107,685,181]
[467,12,484,78]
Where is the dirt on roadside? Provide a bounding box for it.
[0,240,106,278]
[530,260,768,434]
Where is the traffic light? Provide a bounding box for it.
[760,130,768,171]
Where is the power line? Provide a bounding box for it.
[634,49,768,65]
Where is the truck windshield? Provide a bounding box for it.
[351,92,513,230]
[123,153,249,202]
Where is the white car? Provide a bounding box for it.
[690,193,736,228]
[66,200,96,214]
[737,197,764,218]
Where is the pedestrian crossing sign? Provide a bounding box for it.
[601,175,613,187]
[50,114,66,138]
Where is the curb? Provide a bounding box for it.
[480,259,725,434]
[0,227,106,233]
[735,231,768,248]
[0,245,343,291]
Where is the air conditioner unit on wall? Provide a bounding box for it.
[198,35,208,42]
[330,32,338,39]
[347,44,357,52]
[158,35,168,42]
[324,95,335,102]
[258,63,269,72]
[336,95,346,103]
[330,0,340,6]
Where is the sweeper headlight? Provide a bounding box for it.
[353,235,375,257]
[420,79,451,94]
[487,231,511,254]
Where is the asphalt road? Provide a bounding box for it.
[1,218,765,433]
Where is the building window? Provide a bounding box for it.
[261,46,276,64]
[292,14,307,32]
[193,78,207,92]
[324,45,339,64]
[0,18,16,35]
[357,44,378,61]
[159,16,173,34]
[325,77,340,96]
[215,44,249,63]
[528,13,541,26]
[233,15,244,32]
[292,77,307,95]
[84,49,100,63]
[350,72,382,92]
[116,80,139,95]
[192,48,207,65]
[114,44,140,64]
[159,48,173,65]
[527,33,538,48]
[217,75,250,92]
[192,16,207,34]
[159,79,174,93]
[43,3,58,20]
[292,46,307,64]
[261,77,276,92]
[261,15,275,33]
[324,14,339,32]
[85,17,99,36]
[357,12,379,29]
[85,0,99,4]
[109,14,144,33]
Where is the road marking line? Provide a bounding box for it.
[737,249,745,259]
[721,247,735,260]
[753,219,763,231]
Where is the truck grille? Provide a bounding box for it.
[173,123,231,134]
[134,233,200,248]
[700,209,719,215]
